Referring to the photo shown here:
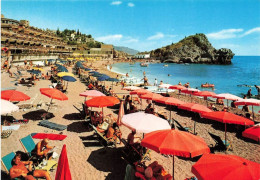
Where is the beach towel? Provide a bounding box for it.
[38,120,67,131]
[2,125,20,131]
[32,133,67,141]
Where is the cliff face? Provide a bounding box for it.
[150,33,234,64]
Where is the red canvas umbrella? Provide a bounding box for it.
[130,89,150,95]
[1,90,30,102]
[40,88,68,112]
[192,154,260,180]
[193,91,216,97]
[178,103,213,114]
[201,111,254,146]
[242,125,260,143]
[181,88,200,95]
[85,96,120,120]
[169,85,186,90]
[55,144,72,180]
[141,129,210,180]
[40,88,68,101]
[154,96,169,104]
[139,93,163,101]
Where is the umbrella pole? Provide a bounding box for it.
[252,105,254,121]
[47,98,53,112]
[172,156,175,180]
[227,100,229,107]
[102,107,104,121]
[194,121,196,135]
[225,123,227,149]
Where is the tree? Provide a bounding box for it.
[56,28,61,36]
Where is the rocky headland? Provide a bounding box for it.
[150,33,235,64]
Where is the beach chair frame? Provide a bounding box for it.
[1,152,16,174]
[89,124,116,147]
[208,132,233,152]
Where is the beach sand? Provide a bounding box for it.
[1,60,260,180]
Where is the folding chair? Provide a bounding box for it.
[208,132,233,152]
[20,135,36,156]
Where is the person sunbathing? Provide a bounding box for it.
[32,138,54,161]
[106,123,122,143]
[10,153,51,180]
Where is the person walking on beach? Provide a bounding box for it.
[247,88,252,98]
[154,78,158,86]
[142,76,148,86]
[143,70,146,76]
[126,73,129,78]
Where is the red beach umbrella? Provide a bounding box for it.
[40,88,68,112]
[178,103,213,114]
[154,96,169,103]
[85,96,119,108]
[55,144,72,180]
[192,154,260,180]
[181,88,200,95]
[139,93,163,101]
[193,91,216,97]
[85,96,120,120]
[242,124,260,143]
[1,90,30,102]
[141,129,210,180]
[201,111,254,146]
[130,89,150,95]
[169,85,186,90]
[40,88,68,101]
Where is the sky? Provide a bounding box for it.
[2,0,260,55]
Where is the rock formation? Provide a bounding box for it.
[150,33,234,64]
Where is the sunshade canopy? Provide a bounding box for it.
[1,90,30,102]
[85,96,119,108]
[141,129,210,158]
[1,99,19,115]
[122,112,171,133]
[192,154,260,180]
[178,103,213,114]
[40,88,68,101]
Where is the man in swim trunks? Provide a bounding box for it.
[9,153,51,180]
[32,138,54,161]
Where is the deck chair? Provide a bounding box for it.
[89,124,116,147]
[20,135,36,156]
[90,111,103,126]
[208,132,233,152]
[73,104,86,119]
[121,138,151,164]
[1,152,17,178]
[174,119,195,134]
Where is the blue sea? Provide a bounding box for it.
[111,56,260,98]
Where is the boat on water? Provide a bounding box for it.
[201,83,215,88]
[140,63,148,67]
[163,64,168,67]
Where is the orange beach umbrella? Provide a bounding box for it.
[242,124,260,143]
[1,90,30,102]
[192,154,260,180]
[178,103,212,114]
[141,129,210,180]
[201,111,254,146]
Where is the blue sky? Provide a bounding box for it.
[2,0,260,55]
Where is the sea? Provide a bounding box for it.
[111,56,260,101]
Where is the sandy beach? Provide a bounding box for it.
[1,59,260,180]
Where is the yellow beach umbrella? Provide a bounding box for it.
[32,67,43,71]
[57,72,75,77]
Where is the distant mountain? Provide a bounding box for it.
[114,46,139,55]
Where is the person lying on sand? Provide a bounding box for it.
[10,153,51,180]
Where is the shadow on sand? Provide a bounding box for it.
[67,121,91,133]
[87,147,127,180]
[22,109,54,120]
[63,113,83,120]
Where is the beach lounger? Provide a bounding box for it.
[73,104,87,119]
[1,152,16,174]
[20,135,36,156]
[121,138,151,164]
[38,120,67,131]
[89,123,116,147]
[208,132,233,152]
[174,119,196,135]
